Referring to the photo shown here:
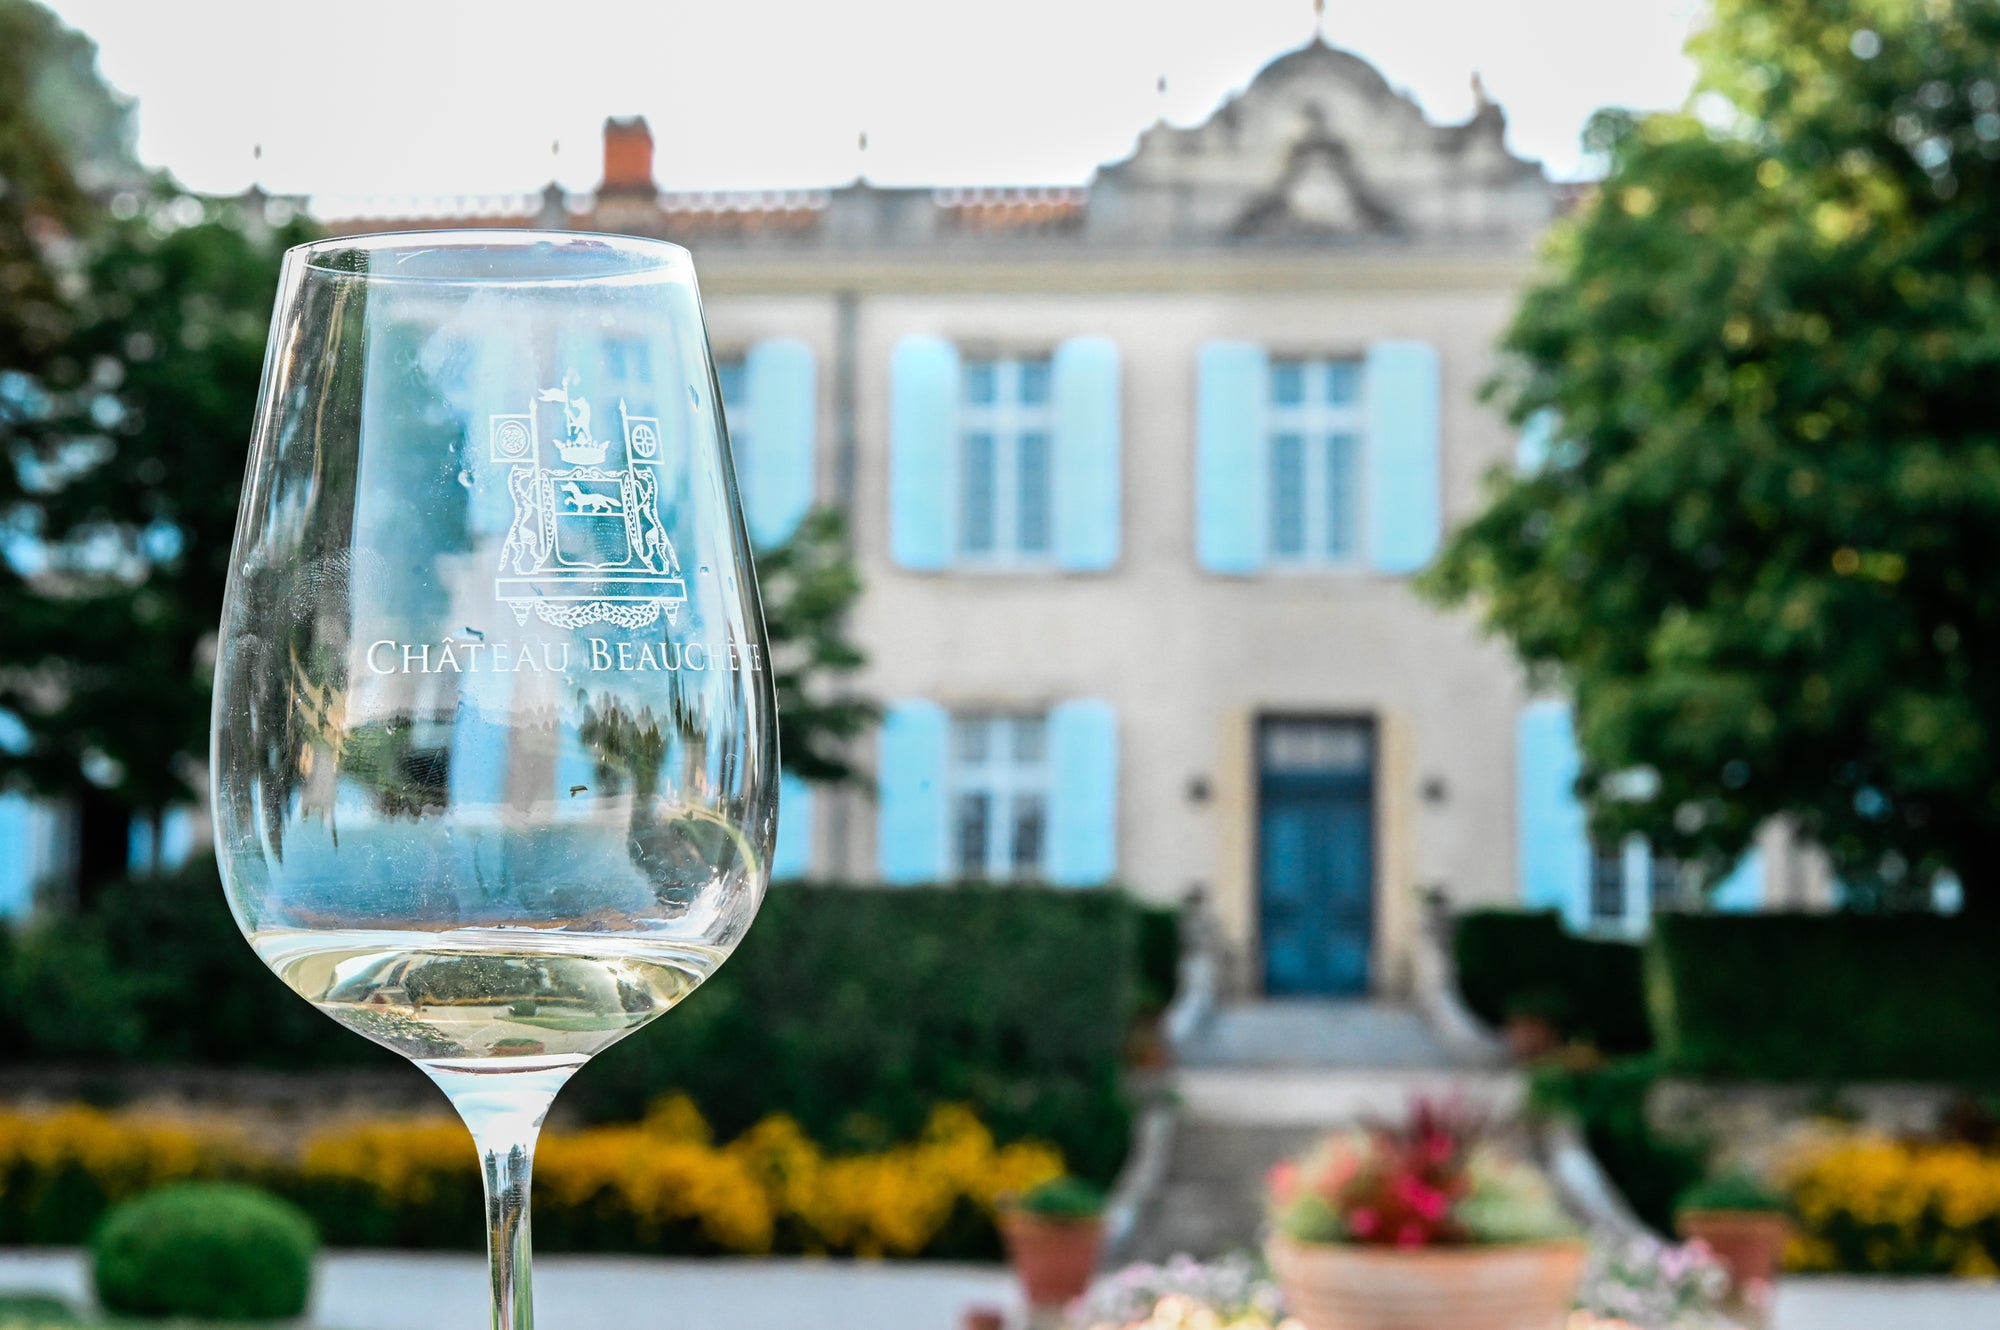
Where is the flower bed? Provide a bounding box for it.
[1784,1134,2000,1276]
[0,1098,1061,1259]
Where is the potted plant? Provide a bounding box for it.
[999,1175,1107,1309]
[1674,1170,1791,1302]
[1265,1099,1585,1330]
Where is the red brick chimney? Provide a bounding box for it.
[601,116,656,196]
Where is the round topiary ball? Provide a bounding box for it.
[91,1182,318,1321]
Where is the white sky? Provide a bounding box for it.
[46,0,1706,199]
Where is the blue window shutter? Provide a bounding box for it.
[771,774,814,880]
[890,336,960,570]
[1363,340,1442,574]
[878,700,949,883]
[128,817,153,874]
[1,793,67,917]
[1196,341,1269,573]
[1048,700,1118,886]
[1052,337,1121,571]
[159,808,195,870]
[743,338,816,547]
[1712,846,1765,912]
[1517,699,1590,930]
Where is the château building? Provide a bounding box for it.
[0,38,1830,996]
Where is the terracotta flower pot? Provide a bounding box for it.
[1677,1209,1790,1296]
[1266,1234,1587,1330]
[999,1210,1105,1308]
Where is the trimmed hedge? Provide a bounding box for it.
[575,880,1138,1180]
[1648,912,2000,1083]
[1452,909,1653,1054]
[0,860,1152,1183]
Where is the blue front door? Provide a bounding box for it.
[1258,717,1375,996]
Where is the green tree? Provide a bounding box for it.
[0,0,130,372]
[755,507,875,785]
[3,203,314,896]
[1425,0,2000,908]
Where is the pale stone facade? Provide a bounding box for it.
[302,39,1827,994]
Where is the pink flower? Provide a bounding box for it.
[1392,1175,1448,1222]
[1349,1207,1378,1238]
[1267,1160,1300,1202]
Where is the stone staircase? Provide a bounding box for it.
[1117,1000,1525,1262]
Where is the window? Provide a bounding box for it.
[1268,357,1363,564]
[1588,839,1687,930]
[949,712,1049,880]
[1588,843,1626,926]
[605,335,655,393]
[960,357,1054,562]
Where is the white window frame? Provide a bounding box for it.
[1588,836,1683,937]
[1267,356,1365,567]
[959,356,1055,566]
[948,712,1050,881]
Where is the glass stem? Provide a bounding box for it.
[424,1063,578,1330]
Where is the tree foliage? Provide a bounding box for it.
[1,204,312,874]
[1424,0,2000,905]
[755,507,876,785]
[0,0,128,370]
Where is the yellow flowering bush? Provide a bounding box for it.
[0,1107,253,1243]
[0,1098,1063,1259]
[1784,1135,2000,1276]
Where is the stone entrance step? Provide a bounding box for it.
[1176,1000,1465,1071]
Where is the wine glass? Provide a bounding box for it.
[210,230,776,1330]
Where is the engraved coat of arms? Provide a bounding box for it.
[490,372,685,629]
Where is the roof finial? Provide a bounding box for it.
[1313,0,1327,43]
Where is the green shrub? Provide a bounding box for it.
[1531,1058,1706,1233]
[1132,903,1181,1014]
[2,861,1146,1186]
[2,863,397,1073]
[0,1294,82,1327]
[91,1182,317,1321]
[1453,910,1652,1054]
[1647,912,2000,1082]
[1013,1175,1105,1219]
[1678,1169,1785,1214]
[576,880,1140,1182]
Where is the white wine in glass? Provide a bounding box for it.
[210,231,776,1330]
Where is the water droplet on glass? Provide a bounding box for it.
[687,384,700,408]
[699,565,710,575]
[457,470,473,488]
